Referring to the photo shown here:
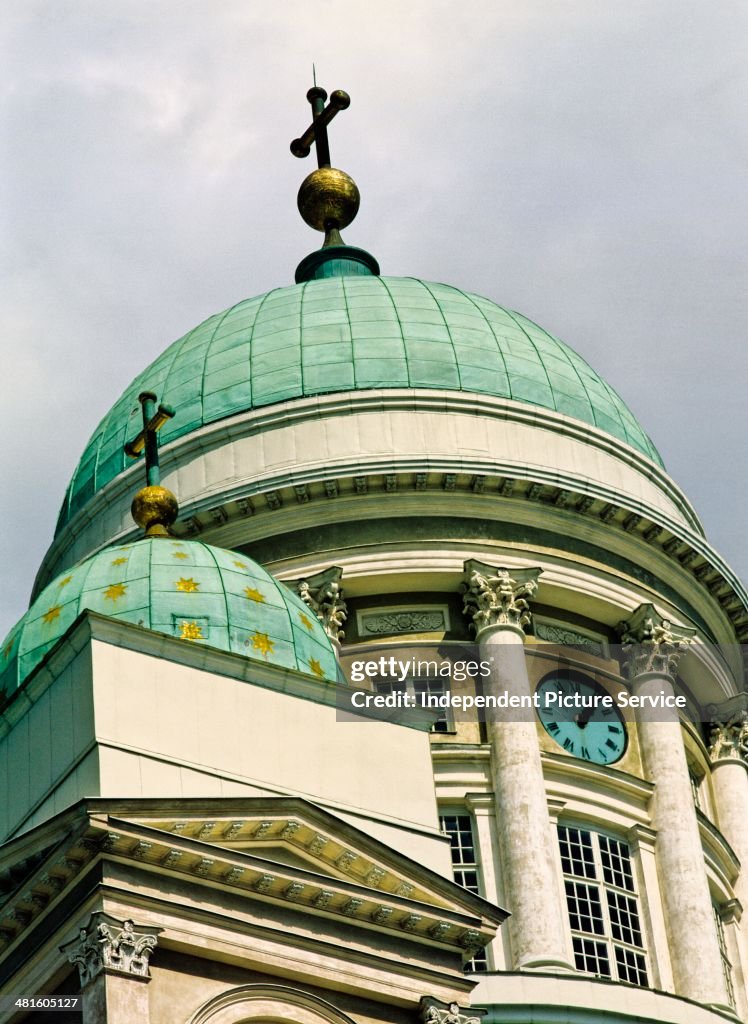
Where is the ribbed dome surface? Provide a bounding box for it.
[56,276,662,534]
[1,538,338,698]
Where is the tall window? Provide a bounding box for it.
[374,677,451,732]
[439,813,488,972]
[688,769,702,810]
[713,903,735,1007]
[558,825,648,986]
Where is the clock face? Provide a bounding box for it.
[536,674,627,765]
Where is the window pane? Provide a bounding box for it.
[413,677,449,732]
[440,814,476,865]
[565,880,605,935]
[599,834,635,892]
[558,825,596,879]
[713,904,735,1007]
[374,679,406,696]
[607,891,644,947]
[615,946,648,986]
[573,936,611,977]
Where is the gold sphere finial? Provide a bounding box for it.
[291,84,361,242]
[297,167,360,234]
[131,485,179,537]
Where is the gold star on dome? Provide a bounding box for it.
[171,541,185,546]
[233,560,248,570]
[111,557,127,567]
[173,551,189,560]
[104,583,127,601]
[298,612,314,631]
[176,578,199,593]
[308,657,324,678]
[179,621,205,641]
[58,576,73,588]
[244,586,266,603]
[251,632,275,658]
[42,605,61,625]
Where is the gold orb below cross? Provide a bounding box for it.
[297,167,360,233]
[131,485,179,537]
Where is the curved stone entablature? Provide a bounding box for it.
[32,388,748,654]
[36,389,700,590]
[53,277,664,538]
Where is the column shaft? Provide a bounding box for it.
[82,973,150,1024]
[711,759,748,1014]
[633,674,729,1008]
[479,627,572,971]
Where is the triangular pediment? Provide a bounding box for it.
[0,796,506,968]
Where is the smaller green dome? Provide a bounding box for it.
[0,538,337,700]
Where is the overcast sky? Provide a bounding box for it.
[1,1,746,640]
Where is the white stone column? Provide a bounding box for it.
[619,604,729,1010]
[61,913,160,1024]
[707,699,748,1016]
[462,561,573,972]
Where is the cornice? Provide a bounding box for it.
[0,804,504,967]
[36,463,748,645]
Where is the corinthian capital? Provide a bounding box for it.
[419,997,484,1024]
[618,603,696,678]
[707,697,748,764]
[461,560,542,636]
[292,566,347,642]
[61,913,160,987]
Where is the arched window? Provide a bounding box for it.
[187,983,360,1024]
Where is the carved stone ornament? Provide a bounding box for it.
[534,621,604,657]
[291,566,347,642]
[461,560,542,635]
[61,913,160,987]
[418,996,485,1024]
[617,603,697,678]
[361,609,447,636]
[707,700,748,764]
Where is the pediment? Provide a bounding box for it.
[0,797,506,966]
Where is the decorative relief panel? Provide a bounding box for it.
[534,619,607,657]
[357,605,450,637]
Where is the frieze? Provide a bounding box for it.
[360,608,448,636]
[534,622,605,657]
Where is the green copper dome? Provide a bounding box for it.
[1,538,338,699]
[56,276,662,534]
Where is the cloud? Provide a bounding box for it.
[1,0,746,638]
